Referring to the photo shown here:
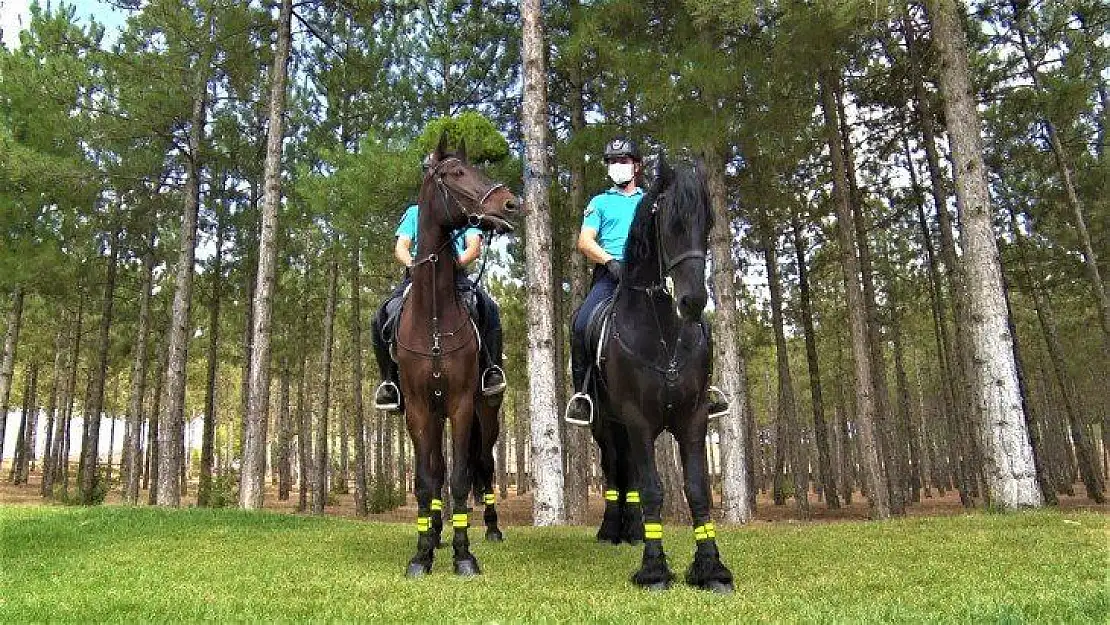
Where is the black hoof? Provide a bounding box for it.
[704,580,734,594]
[485,528,504,542]
[405,561,431,578]
[454,556,482,577]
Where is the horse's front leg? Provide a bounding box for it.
[406,408,445,578]
[628,423,674,590]
[449,396,481,576]
[676,418,734,593]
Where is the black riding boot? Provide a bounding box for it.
[564,329,592,425]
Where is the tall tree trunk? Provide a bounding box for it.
[792,214,839,508]
[1010,208,1103,502]
[40,324,65,497]
[276,360,292,500]
[891,306,921,502]
[904,10,978,505]
[703,144,754,523]
[838,93,903,515]
[157,64,209,507]
[764,236,809,518]
[198,210,223,507]
[925,0,1042,508]
[146,339,166,503]
[1011,5,1110,350]
[514,389,528,495]
[241,0,293,509]
[0,286,24,468]
[563,36,591,524]
[819,68,890,518]
[296,344,311,512]
[11,363,38,484]
[80,228,120,504]
[521,0,564,526]
[122,237,155,503]
[656,432,688,522]
[348,246,368,515]
[313,260,338,514]
[54,299,83,495]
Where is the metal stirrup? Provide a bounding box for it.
[481,365,507,396]
[707,385,730,420]
[564,392,594,426]
[374,380,401,411]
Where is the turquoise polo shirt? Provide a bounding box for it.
[395,204,482,259]
[582,187,643,261]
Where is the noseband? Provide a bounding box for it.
[429,157,506,230]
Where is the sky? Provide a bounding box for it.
[1,0,127,49]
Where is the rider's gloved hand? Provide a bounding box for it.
[605,259,623,282]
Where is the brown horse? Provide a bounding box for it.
[398,134,517,578]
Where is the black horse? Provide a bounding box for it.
[581,156,734,592]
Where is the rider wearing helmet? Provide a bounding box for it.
[564,137,645,425]
[565,137,728,425]
[370,153,506,412]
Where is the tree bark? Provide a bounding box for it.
[349,246,368,515]
[157,63,208,507]
[296,343,311,512]
[276,360,292,500]
[198,210,223,507]
[521,0,565,526]
[904,11,978,505]
[146,339,166,503]
[819,68,890,518]
[514,389,528,495]
[40,324,65,497]
[925,0,1042,508]
[0,287,24,469]
[79,228,120,504]
[122,236,154,503]
[11,362,38,484]
[563,38,591,524]
[764,236,809,518]
[792,214,838,508]
[313,260,338,514]
[240,0,293,509]
[1010,208,1103,502]
[703,144,753,523]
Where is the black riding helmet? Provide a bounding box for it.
[603,137,641,163]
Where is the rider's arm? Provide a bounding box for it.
[457,232,482,266]
[577,227,613,266]
[395,236,414,267]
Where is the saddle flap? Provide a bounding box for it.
[584,294,617,368]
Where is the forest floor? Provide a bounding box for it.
[1,466,1106,526]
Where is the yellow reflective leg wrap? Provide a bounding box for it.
[430,498,444,512]
[483,493,496,505]
[604,489,619,502]
[452,512,470,528]
[625,491,641,504]
[643,522,664,540]
[416,516,431,533]
[693,522,716,542]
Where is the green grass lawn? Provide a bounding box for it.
[1,505,1105,623]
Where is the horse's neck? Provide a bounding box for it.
[409,193,462,319]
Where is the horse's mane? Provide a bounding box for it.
[622,161,714,271]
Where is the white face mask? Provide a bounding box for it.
[608,162,634,185]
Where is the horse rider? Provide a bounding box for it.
[565,137,728,425]
[371,153,506,412]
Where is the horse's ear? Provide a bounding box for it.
[656,154,675,187]
[435,131,449,161]
[457,138,468,164]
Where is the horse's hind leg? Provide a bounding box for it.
[677,425,733,593]
[449,401,481,576]
[470,402,503,542]
[628,425,675,590]
[406,415,446,578]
